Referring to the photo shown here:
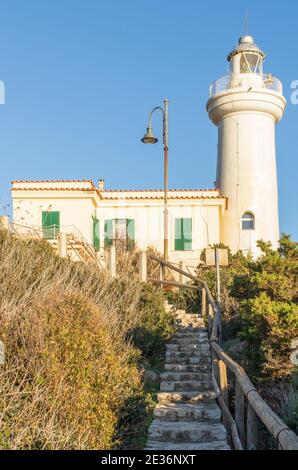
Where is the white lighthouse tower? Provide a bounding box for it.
[207,35,286,257]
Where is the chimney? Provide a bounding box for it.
[98,179,105,191]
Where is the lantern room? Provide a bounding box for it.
[228,35,266,89]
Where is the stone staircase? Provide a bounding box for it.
[145,309,230,450]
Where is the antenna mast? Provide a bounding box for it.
[244,8,249,35]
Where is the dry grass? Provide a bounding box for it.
[0,230,173,449]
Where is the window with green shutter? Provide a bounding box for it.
[104,219,113,248]
[92,218,100,252]
[104,219,135,250]
[126,219,135,251]
[42,211,60,240]
[175,218,192,251]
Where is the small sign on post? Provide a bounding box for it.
[205,248,229,346]
[205,248,229,303]
[205,248,229,267]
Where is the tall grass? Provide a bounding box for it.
[0,230,174,449]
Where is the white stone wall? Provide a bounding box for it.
[11,182,226,265]
[12,189,97,244]
[97,198,222,266]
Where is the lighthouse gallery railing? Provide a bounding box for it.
[209,73,283,98]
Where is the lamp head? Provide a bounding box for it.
[141,127,158,144]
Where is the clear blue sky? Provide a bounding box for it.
[0,0,297,239]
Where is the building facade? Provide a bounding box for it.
[11,179,226,266]
[11,35,286,263]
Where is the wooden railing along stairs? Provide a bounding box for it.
[142,253,298,451]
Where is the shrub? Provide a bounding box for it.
[238,293,298,377]
[230,236,298,378]
[0,230,174,449]
[130,283,176,367]
[280,386,298,435]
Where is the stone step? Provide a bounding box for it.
[158,390,217,404]
[160,371,212,382]
[174,315,203,322]
[145,440,231,450]
[175,316,203,321]
[176,319,204,326]
[164,363,211,372]
[170,335,209,344]
[165,356,211,365]
[148,420,227,443]
[166,351,210,359]
[175,327,208,335]
[153,402,221,422]
[160,381,214,392]
[166,343,210,352]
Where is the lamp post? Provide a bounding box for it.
[141,98,169,261]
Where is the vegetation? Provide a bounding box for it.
[193,236,298,379]
[174,236,298,435]
[280,377,298,435]
[0,230,175,450]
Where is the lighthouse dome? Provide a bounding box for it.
[228,35,266,62]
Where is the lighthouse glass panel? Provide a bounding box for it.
[240,54,261,74]
[242,213,255,231]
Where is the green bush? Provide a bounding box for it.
[238,293,298,377]
[230,236,298,378]
[130,283,176,368]
[0,230,174,449]
[165,288,198,314]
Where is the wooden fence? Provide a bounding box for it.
[142,252,298,451]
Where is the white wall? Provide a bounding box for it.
[13,192,96,244]
[97,200,222,266]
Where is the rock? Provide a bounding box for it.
[143,369,160,383]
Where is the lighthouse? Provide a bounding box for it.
[207,35,286,257]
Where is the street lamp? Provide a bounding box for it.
[141,98,169,261]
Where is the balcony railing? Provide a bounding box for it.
[209,73,283,98]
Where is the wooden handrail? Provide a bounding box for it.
[211,341,298,450]
[147,278,198,290]
[146,252,298,451]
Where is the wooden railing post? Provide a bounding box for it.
[108,244,116,277]
[218,359,228,405]
[179,261,185,284]
[212,349,220,389]
[247,402,259,450]
[201,287,207,318]
[208,302,213,337]
[57,232,67,258]
[235,379,245,447]
[159,264,164,287]
[139,251,147,282]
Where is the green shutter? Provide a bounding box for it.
[183,218,192,251]
[175,218,192,251]
[104,219,113,248]
[42,211,60,240]
[126,219,135,251]
[93,218,100,252]
[175,218,184,251]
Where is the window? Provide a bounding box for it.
[242,212,255,231]
[240,53,262,74]
[42,211,60,239]
[93,218,100,252]
[175,218,192,251]
[104,219,135,250]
